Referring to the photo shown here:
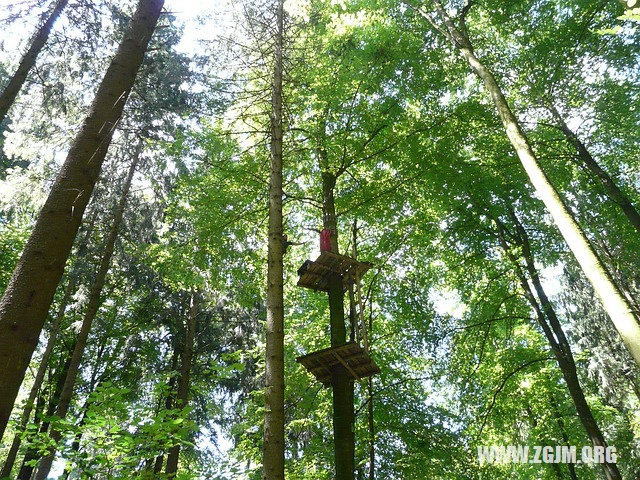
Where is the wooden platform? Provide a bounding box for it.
[296,342,380,387]
[297,251,372,292]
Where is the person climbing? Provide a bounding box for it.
[283,233,304,254]
[297,259,313,277]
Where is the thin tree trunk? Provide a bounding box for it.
[59,336,126,476]
[0,206,98,474]
[425,0,640,370]
[153,344,180,474]
[524,403,564,480]
[0,0,164,439]
[0,0,69,124]
[550,394,579,480]
[33,151,141,480]
[165,293,198,478]
[494,217,622,480]
[263,0,285,478]
[367,377,374,480]
[322,170,355,480]
[519,236,621,480]
[16,347,73,480]
[548,104,640,236]
[5,378,46,480]
[0,278,72,477]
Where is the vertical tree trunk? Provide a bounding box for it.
[165,293,198,478]
[263,0,285,478]
[33,150,141,480]
[427,0,640,369]
[548,104,640,236]
[0,206,97,474]
[0,0,69,124]
[321,171,355,480]
[0,0,164,439]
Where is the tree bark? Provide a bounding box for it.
[321,171,355,480]
[0,0,164,439]
[165,293,198,478]
[548,104,640,236]
[33,150,141,480]
[0,0,69,124]
[428,1,640,369]
[263,1,286,479]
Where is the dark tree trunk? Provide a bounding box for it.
[321,171,355,480]
[263,0,285,478]
[33,151,141,480]
[0,278,73,477]
[548,104,640,236]
[165,293,198,478]
[58,336,126,476]
[495,215,622,480]
[550,394,579,480]
[17,348,73,480]
[152,343,180,474]
[0,0,69,124]
[0,0,164,439]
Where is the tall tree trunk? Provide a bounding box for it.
[0,206,97,474]
[548,104,640,236]
[519,235,621,480]
[0,0,164,439]
[426,0,640,369]
[495,217,622,480]
[0,0,69,124]
[263,1,285,478]
[321,170,355,480]
[33,151,141,480]
[165,293,198,478]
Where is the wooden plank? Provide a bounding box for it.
[332,350,360,380]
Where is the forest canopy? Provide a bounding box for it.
[0,0,639,479]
